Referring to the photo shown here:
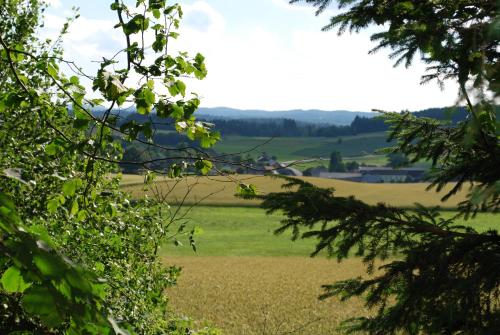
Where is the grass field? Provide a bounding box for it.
[288,154,388,171]
[121,174,470,209]
[161,206,499,257]
[213,133,390,161]
[163,206,499,334]
[164,207,370,334]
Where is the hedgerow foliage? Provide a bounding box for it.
[1,0,219,333]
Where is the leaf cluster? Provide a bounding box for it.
[0,0,220,334]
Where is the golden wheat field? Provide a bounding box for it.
[165,257,371,335]
[121,174,469,208]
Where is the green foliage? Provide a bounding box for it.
[258,177,500,333]
[386,152,409,169]
[344,161,359,172]
[328,151,345,172]
[294,0,499,91]
[0,191,125,333]
[260,1,500,334]
[0,0,219,334]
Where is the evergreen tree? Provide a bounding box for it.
[329,151,345,172]
[387,152,410,168]
[345,161,359,172]
[257,1,500,333]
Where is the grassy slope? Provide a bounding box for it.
[162,206,499,257]
[213,132,389,161]
[121,174,470,209]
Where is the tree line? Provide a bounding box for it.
[116,106,470,138]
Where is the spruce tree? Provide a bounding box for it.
[329,151,345,172]
[256,1,500,333]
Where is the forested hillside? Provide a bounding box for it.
[112,106,470,140]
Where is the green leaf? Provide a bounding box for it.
[164,5,177,15]
[152,8,161,19]
[69,76,79,85]
[168,83,179,96]
[33,253,65,277]
[194,159,212,175]
[168,164,182,178]
[0,192,16,211]
[27,225,56,248]
[1,266,31,293]
[237,183,258,197]
[70,200,79,217]
[175,80,186,97]
[47,198,61,213]
[47,63,58,78]
[123,14,149,35]
[45,142,60,156]
[65,269,92,293]
[62,179,81,197]
[22,286,63,327]
[152,34,166,52]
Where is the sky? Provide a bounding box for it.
[43,0,460,112]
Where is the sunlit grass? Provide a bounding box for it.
[213,133,389,161]
[161,206,499,257]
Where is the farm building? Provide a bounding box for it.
[359,167,426,183]
[318,172,362,181]
[319,167,427,183]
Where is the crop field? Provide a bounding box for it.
[121,174,470,209]
[166,256,368,335]
[163,208,370,334]
[163,206,499,334]
[213,133,389,161]
[122,174,496,334]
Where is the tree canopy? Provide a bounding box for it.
[0,0,219,333]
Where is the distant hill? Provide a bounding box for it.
[196,107,375,125]
[94,106,475,127]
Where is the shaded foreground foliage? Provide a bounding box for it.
[1,0,220,334]
[251,0,500,334]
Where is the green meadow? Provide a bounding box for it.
[213,132,390,161]
[162,206,499,257]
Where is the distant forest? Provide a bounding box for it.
[117,106,469,138]
[116,106,471,173]
[207,107,471,137]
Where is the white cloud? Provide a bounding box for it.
[183,1,226,34]
[171,3,459,111]
[44,14,121,60]
[270,0,317,13]
[40,1,460,112]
